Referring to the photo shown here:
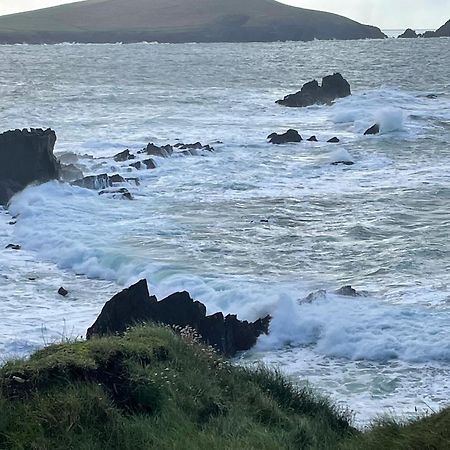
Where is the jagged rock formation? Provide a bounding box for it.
[0,129,60,205]
[87,279,271,357]
[276,73,351,108]
[0,0,386,44]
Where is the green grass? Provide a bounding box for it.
[0,325,448,450]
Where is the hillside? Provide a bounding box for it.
[1,325,449,449]
[0,0,386,43]
[435,19,450,36]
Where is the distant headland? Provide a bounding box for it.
[397,19,450,38]
[0,0,386,44]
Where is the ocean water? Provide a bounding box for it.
[1,38,449,424]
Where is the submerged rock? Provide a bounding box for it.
[276,73,351,108]
[331,161,354,166]
[98,187,133,200]
[0,128,60,205]
[87,280,271,357]
[5,244,21,250]
[268,129,302,144]
[364,124,380,135]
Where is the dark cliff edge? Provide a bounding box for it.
[0,128,60,206]
[0,0,386,44]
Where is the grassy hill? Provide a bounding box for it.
[0,325,449,449]
[0,0,386,43]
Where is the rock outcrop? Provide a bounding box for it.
[87,279,271,357]
[398,29,418,38]
[267,129,302,144]
[276,73,351,107]
[422,19,450,38]
[0,128,60,206]
[364,124,380,135]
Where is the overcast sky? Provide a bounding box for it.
[0,0,447,29]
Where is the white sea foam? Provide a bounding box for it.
[1,39,450,423]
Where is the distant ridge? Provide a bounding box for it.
[0,0,386,44]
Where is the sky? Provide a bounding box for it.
[0,0,447,29]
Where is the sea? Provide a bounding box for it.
[0,36,449,425]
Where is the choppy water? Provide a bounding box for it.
[1,38,449,424]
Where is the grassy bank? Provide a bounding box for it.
[0,325,448,450]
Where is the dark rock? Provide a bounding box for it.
[307,136,318,142]
[276,73,351,107]
[60,163,83,182]
[364,124,380,135]
[58,287,68,297]
[87,280,157,338]
[327,137,340,143]
[142,159,157,169]
[334,285,360,297]
[398,28,418,38]
[72,173,112,190]
[113,149,135,162]
[5,244,21,250]
[99,187,133,200]
[109,174,126,184]
[331,161,354,166]
[129,162,142,170]
[87,279,271,357]
[268,129,302,144]
[423,19,450,38]
[144,143,173,158]
[0,128,60,205]
[426,94,438,99]
[301,289,327,304]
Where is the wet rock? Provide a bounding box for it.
[114,149,135,162]
[426,94,438,99]
[301,289,327,304]
[398,28,418,38]
[109,174,126,184]
[268,129,302,144]
[331,161,354,166]
[307,136,318,142]
[144,143,173,158]
[87,279,271,357]
[0,128,60,205]
[364,124,380,135]
[327,137,340,143]
[58,287,69,297]
[276,73,351,107]
[72,173,112,190]
[99,187,133,200]
[5,244,21,250]
[61,163,84,182]
[142,159,157,169]
[334,285,361,297]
